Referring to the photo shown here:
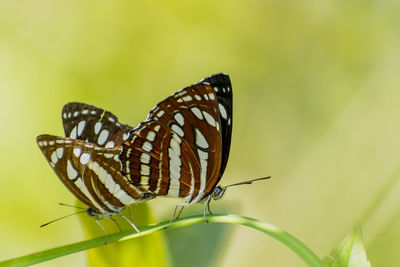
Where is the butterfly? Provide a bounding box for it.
[37,73,235,229]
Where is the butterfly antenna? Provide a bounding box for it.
[223,176,271,189]
[58,203,86,210]
[40,210,86,228]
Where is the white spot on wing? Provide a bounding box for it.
[73,148,81,157]
[105,141,114,148]
[142,141,153,152]
[183,95,192,102]
[171,124,184,137]
[51,151,58,164]
[195,128,209,149]
[191,149,209,202]
[98,129,109,145]
[147,131,156,142]
[70,126,77,139]
[140,176,150,186]
[203,111,216,127]
[123,132,130,141]
[185,162,195,202]
[98,165,107,183]
[77,121,86,136]
[105,173,115,191]
[170,136,181,156]
[94,122,102,135]
[80,153,91,165]
[140,153,151,164]
[67,160,78,179]
[218,103,227,120]
[156,110,165,118]
[56,147,64,158]
[172,133,182,144]
[191,107,203,120]
[116,191,136,205]
[140,164,150,176]
[168,146,182,197]
[174,113,184,126]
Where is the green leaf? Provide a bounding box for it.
[79,202,170,267]
[325,225,371,267]
[166,223,231,267]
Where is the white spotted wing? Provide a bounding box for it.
[62,102,133,148]
[36,134,153,215]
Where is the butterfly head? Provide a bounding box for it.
[211,177,272,201]
[86,206,127,220]
[211,186,226,200]
[86,208,98,217]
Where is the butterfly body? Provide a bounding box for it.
[37,73,232,217]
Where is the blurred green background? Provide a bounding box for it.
[1,0,400,266]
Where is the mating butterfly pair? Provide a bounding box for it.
[37,73,234,229]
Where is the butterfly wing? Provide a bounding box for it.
[120,120,202,202]
[62,102,133,148]
[121,73,232,203]
[37,135,153,215]
[201,74,232,179]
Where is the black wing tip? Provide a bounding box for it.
[201,73,231,90]
[62,102,84,112]
[61,102,105,114]
[36,134,51,142]
[36,134,62,143]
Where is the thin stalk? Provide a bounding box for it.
[0,214,323,267]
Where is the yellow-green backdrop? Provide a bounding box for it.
[1,1,400,266]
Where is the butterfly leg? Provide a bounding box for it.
[95,219,108,245]
[165,202,188,229]
[175,204,186,220]
[127,206,134,222]
[207,201,213,215]
[118,212,140,233]
[203,195,213,223]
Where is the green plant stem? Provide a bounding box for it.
[0,214,323,267]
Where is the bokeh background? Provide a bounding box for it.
[1,1,400,266]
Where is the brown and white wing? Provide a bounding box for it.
[121,73,232,203]
[37,135,153,214]
[120,120,201,202]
